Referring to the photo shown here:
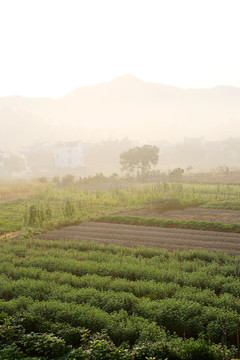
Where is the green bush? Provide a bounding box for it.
[133,340,180,360]
[97,214,240,233]
[0,344,25,360]
[179,337,232,360]
[21,332,67,357]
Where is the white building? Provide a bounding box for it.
[54,141,83,169]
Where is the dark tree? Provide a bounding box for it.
[61,174,75,186]
[120,145,159,175]
[169,168,184,181]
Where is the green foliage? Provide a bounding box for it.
[2,181,240,235]
[63,197,75,219]
[133,339,180,360]
[1,237,239,359]
[61,174,75,187]
[169,168,184,181]
[202,200,240,210]
[97,214,240,233]
[87,331,132,360]
[0,344,25,360]
[52,324,90,347]
[120,145,159,175]
[21,332,66,357]
[23,201,53,227]
[3,180,240,359]
[0,322,233,360]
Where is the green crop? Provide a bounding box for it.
[2,181,240,235]
[97,215,240,233]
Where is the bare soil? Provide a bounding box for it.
[115,207,240,224]
[37,221,240,254]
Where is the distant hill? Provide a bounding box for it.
[1,74,240,148]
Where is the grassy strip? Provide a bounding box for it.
[202,200,240,210]
[96,215,240,233]
[2,181,240,235]
[0,198,25,234]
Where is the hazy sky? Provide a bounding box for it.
[0,0,240,97]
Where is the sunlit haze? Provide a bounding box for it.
[1,0,240,97]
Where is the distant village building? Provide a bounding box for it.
[54,141,83,169]
[19,143,54,173]
[19,142,52,154]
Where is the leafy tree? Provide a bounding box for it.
[61,174,75,186]
[120,145,159,175]
[169,168,184,181]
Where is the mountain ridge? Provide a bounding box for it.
[0,74,240,148]
[2,74,240,101]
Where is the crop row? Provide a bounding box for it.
[3,243,239,278]
[0,296,160,346]
[97,214,240,233]
[1,313,232,360]
[0,275,137,313]
[1,237,239,276]
[1,252,240,296]
[2,238,240,353]
[1,291,240,346]
[1,265,240,313]
[1,274,240,343]
[3,236,238,264]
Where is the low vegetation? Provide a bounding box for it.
[0,181,45,201]
[1,181,240,235]
[0,237,238,359]
[97,214,240,233]
[2,178,240,358]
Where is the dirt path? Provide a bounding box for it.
[37,222,240,254]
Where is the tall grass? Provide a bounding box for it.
[2,181,240,234]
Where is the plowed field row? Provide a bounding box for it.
[37,222,240,254]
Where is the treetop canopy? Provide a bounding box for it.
[120,145,159,174]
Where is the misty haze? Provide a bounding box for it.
[1,75,240,176]
[1,74,240,147]
[2,1,240,359]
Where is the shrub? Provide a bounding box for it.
[0,344,25,360]
[21,332,67,357]
[62,174,75,187]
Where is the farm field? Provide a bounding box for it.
[117,207,240,223]
[2,181,240,236]
[0,181,45,201]
[0,236,239,359]
[2,180,240,358]
[37,221,240,254]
